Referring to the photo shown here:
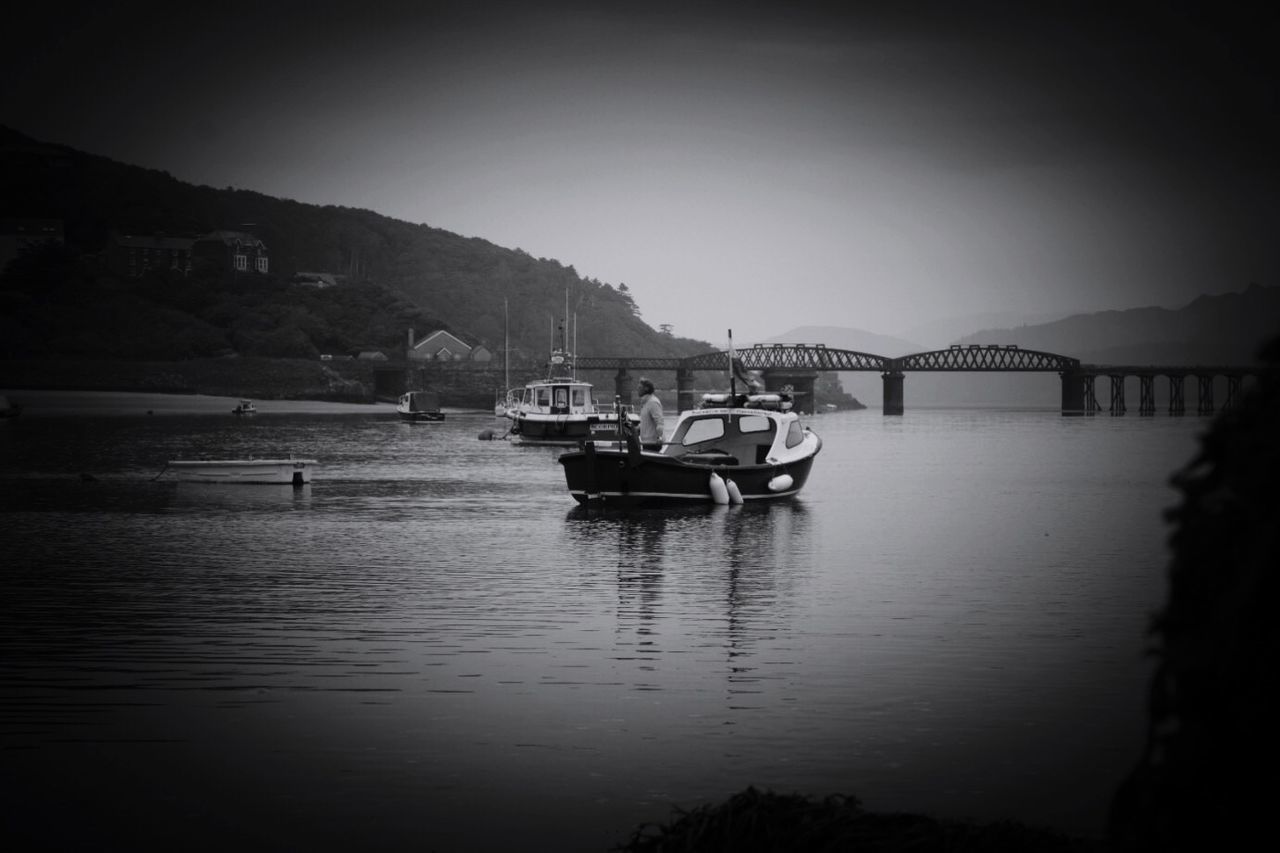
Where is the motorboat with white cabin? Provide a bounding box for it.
[505,347,638,444]
[558,391,821,507]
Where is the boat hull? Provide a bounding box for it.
[168,459,318,484]
[512,413,637,445]
[558,444,817,507]
[398,410,446,422]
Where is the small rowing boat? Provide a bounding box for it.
[166,458,317,485]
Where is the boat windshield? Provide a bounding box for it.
[673,413,777,447]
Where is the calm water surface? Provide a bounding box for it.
[1,393,1207,851]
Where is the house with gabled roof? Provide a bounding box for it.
[407,328,492,362]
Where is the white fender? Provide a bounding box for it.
[709,471,730,505]
[725,478,743,505]
[767,473,794,492]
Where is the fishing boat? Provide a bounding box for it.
[557,329,821,507]
[232,399,256,415]
[505,347,639,444]
[166,458,318,485]
[0,394,21,419]
[397,390,445,422]
[558,392,821,507]
[506,298,638,444]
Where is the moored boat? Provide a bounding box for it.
[232,399,256,415]
[398,390,445,422]
[0,394,22,419]
[558,391,821,507]
[506,348,638,444]
[167,458,317,485]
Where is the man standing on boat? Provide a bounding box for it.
[637,378,664,451]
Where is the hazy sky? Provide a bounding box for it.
[3,1,1276,344]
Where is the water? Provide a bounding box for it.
[0,393,1208,851]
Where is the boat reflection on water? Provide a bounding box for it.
[563,501,813,682]
[169,481,314,510]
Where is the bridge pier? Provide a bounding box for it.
[1061,370,1085,415]
[1196,374,1214,415]
[1139,374,1156,416]
[677,367,696,413]
[1225,374,1242,412]
[1169,375,1185,416]
[761,369,818,413]
[1109,374,1127,415]
[882,371,904,416]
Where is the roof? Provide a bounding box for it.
[412,329,471,353]
[197,230,266,249]
[114,234,195,249]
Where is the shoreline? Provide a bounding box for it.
[0,388,444,417]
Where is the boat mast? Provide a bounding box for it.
[728,328,736,397]
[503,297,509,393]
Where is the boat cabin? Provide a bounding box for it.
[401,390,441,412]
[519,380,598,415]
[663,395,806,466]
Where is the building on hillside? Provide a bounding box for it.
[106,232,195,277]
[407,328,493,362]
[0,218,64,273]
[192,230,269,276]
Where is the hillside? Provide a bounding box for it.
[954,284,1280,366]
[0,126,712,365]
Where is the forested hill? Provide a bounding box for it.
[0,126,712,363]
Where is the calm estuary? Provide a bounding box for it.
[1,392,1207,851]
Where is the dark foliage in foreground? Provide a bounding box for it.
[1109,336,1279,850]
[616,787,1104,852]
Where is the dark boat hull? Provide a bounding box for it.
[398,411,446,422]
[558,443,818,507]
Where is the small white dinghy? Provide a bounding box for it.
[167,458,317,485]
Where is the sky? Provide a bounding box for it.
[2,1,1276,345]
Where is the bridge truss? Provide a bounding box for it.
[889,345,1080,372]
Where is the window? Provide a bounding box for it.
[786,421,806,448]
[554,388,568,409]
[738,415,773,434]
[536,388,551,407]
[681,417,725,446]
[572,388,586,407]
[255,256,269,273]
[234,253,247,271]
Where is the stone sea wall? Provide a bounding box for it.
[0,358,522,408]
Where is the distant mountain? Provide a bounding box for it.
[893,310,1072,350]
[755,325,924,358]
[953,283,1280,366]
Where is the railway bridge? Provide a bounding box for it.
[575,343,1264,416]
